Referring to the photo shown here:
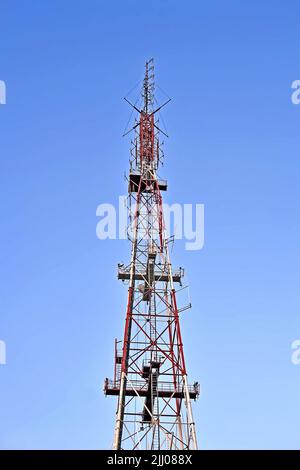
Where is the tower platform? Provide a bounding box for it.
[117,264,184,283]
[104,378,200,400]
[129,170,167,192]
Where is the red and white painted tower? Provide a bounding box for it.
[104,59,199,450]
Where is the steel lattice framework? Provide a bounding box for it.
[104,59,199,450]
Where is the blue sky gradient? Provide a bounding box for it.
[0,0,300,449]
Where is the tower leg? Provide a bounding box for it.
[183,375,198,449]
[113,371,126,450]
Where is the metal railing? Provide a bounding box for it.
[117,264,184,280]
[104,378,199,396]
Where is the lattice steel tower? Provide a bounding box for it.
[104,59,199,450]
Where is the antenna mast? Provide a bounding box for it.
[104,59,199,450]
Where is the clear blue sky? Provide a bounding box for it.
[0,0,299,450]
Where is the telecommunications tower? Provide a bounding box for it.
[104,59,199,450]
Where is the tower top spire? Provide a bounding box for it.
[142,58,155,113]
